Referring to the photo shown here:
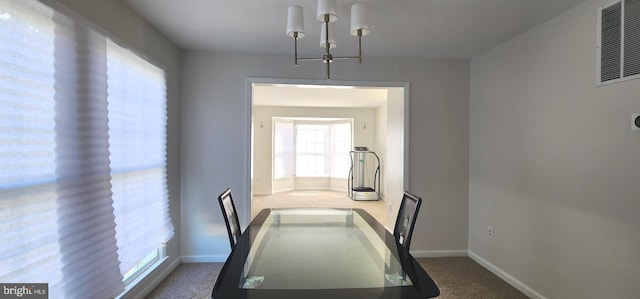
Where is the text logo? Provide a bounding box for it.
[0,284,48,299]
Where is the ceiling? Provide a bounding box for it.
[253,84,389,108]
[121,0,585,59]
[119,0,586,108]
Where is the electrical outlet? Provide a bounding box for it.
[487,226,494,239]
[632,113,640,131]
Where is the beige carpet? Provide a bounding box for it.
[418,257,528,299]
[146,257,528,299]
[145,263,222,299]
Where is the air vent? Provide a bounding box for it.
[598,0,640,85]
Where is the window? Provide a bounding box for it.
[331,123,352,178]
[273,120,294,179]
[107,39,174,285]
[0,0,174,298]
[122,248,160,285]
[296,124,330,177]
[273,118,352,179]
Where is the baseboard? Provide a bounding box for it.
[468,250,546,299]
[252,192,271,196]
[271,188,295,194]
[181,255,228,263]
[411,249,468,258]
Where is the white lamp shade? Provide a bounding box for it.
[319,22,337,49]
[317,0,338,23]
[286,5,305,38]
[350,3,369,36]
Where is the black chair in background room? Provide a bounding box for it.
[393,191,422,251]
[218,188,241,250]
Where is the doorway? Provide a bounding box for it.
[247,77,408,229]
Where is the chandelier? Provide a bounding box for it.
[286,0,370,80]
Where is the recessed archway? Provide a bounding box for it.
[245,77,409,228]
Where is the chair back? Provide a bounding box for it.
[393,191,422,250]
[218,188,241,249]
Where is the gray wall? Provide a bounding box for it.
[469,0,640,297]
[180,52,470,260]
[45,0,182,297]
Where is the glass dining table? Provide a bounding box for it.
[212,208,440,299]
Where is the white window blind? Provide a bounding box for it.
[52,8,125,298]
[0,0,174,298]
[273,120,294,179]
[0,1,64,296]
[107,40,174,275]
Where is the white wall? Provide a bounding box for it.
[42,0,182,297]
[252,106,377,195]
[180,52,469,261]
[383,87,408,229]
[376,96,388,199]
[469,0,640,298]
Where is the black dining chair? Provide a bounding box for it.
[218,188,241,249]
[393,191,422,251]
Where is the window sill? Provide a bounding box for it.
[114,255,171,299]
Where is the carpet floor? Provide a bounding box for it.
[252,190,388,226]
[145,257,528,299]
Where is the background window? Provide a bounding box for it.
[273,120,294,179]
[273,119,352,179]
[295,124,330,177]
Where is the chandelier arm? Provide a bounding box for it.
[298,57,364,61]
[297,56,362,61]
[331,56,360,60]
[297,57,325,61]
[358,34,362,64]
[293,33,299,66]
[326,57,331,80]
[324,16,331,80]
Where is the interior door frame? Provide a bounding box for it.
[244,77,410,228]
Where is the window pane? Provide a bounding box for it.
[274,120,294,179]
[332,122,352,178]
[295,124,328,177]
